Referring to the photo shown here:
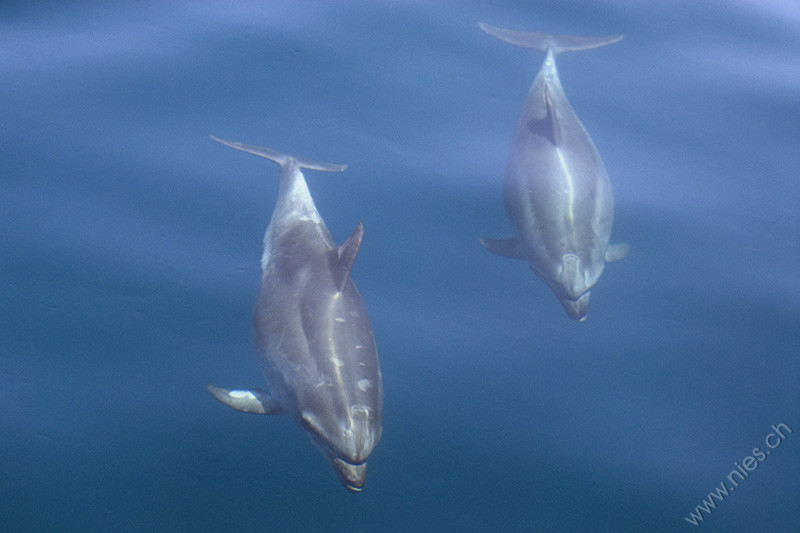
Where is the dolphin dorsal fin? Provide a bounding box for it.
[527,84,560,145]
[334,222,364,291]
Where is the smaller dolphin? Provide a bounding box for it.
[479,23,628,321]
[207,136,382,492]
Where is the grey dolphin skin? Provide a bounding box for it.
[479,23,629,321]
[206,136,382,492]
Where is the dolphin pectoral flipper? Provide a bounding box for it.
[210,135,346,172]
[605,243,629,262]
[334,222,364,291]
[479,237,527,259]
[478,23,623,54]
[206,383,282,415]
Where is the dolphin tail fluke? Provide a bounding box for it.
[206,383,283,414]
[210,135,346,172]
[478,23,623,55]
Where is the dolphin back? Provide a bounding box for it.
[210,135,347,172]
[479,22,623,55]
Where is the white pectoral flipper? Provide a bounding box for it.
[605,243,629,262]
[206,383,283,415]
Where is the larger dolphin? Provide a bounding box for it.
[206,136,382,492]
[479,23,628,321]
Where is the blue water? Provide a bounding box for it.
[2,1,798,531]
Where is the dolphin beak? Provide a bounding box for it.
[332,457,367,492]
[561,291,590,321]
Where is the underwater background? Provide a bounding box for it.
[2,0,798,531]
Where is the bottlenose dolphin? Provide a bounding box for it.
[207,136,382,492]
[479,23,628,321]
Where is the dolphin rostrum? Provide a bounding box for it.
[479,23,628,321]
[207,135,382,492]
